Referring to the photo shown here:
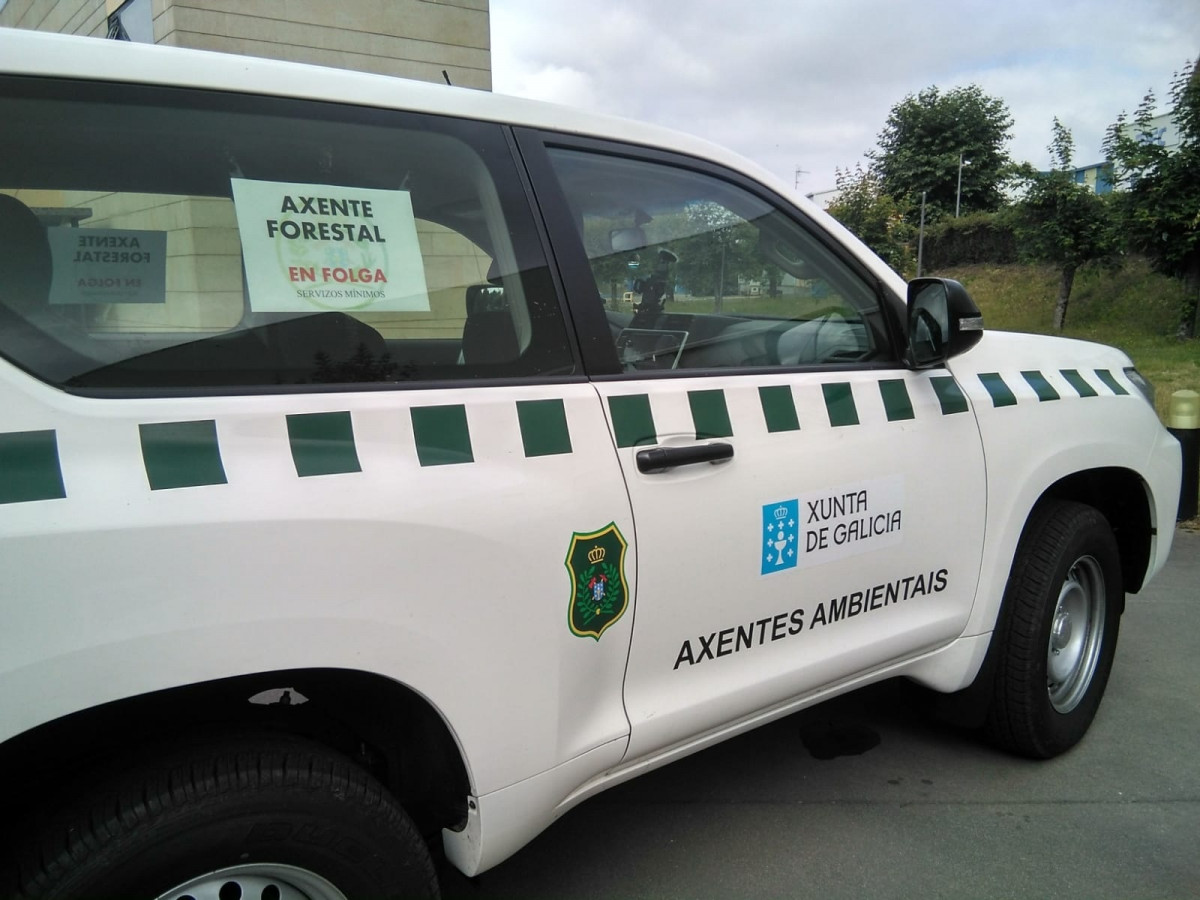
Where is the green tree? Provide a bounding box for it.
[1104,60,1200,339]
[581,216,635,309]
[825,164,915,275]
[763,262,783,298]
[670,204,759,311]
[1013,119,1115,330]
[591,253,633,311]
[870,84,1014,222]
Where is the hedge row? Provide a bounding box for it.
[918,212,1017,269]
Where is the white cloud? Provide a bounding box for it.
[492,0,1198,193]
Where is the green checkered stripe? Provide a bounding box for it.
[0,429,66,505]
[605,368,1132,448]
[0,370,1130,503]
[0,399,574,505]
[606,376,972,448]
[974,368,1129,408]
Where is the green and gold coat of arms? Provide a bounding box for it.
[565,523,629,641]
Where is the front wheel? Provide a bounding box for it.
[10,736,439,899]
[985,500,1123,758]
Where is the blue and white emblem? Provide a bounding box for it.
[761,499,799,575]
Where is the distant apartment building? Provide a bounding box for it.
[1068,162,1114,195]
[1076,110,1183,195]
[1130,111,1183,154]
[0,0,491,89]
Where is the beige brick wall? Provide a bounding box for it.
[2,0,491,89]
[155,0,489,88]
[0,0,109,37]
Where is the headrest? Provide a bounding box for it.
[465,283,507,316]
[0,194,53,313]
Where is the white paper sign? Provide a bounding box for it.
[47,227,167,305]
[231,178,430,313]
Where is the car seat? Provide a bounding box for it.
[0,193,99,381]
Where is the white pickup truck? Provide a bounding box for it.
[0,29,1181,899]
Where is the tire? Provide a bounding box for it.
[985,500,1123,759]
[10,736,439,900]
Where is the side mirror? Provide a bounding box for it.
[906,277,984,368]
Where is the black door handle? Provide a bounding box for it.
[636,442,734,474]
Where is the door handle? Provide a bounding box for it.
[636,441,734,474]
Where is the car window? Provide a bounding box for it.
[0,78,573,390]
[544,148,889,372]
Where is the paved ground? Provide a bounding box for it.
[441,529,1200,900]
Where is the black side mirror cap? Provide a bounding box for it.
[905,277,984,368]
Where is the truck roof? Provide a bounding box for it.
[0,28,780,193]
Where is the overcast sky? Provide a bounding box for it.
[491,0,1199,196]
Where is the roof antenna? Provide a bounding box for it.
[442,70,452,86]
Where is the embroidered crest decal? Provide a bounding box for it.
[565,522,629,641]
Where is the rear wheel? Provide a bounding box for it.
[11,736,439,899]
[155,863,351,899]
[985,500,1122,758]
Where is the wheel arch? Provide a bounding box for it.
[1041,466,1154,597]
[0,667,471,842]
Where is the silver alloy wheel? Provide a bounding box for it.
[155,863,349,900]
[1046,554,1106,713]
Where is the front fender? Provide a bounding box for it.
[949,333,1179,638]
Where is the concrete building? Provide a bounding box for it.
[0,0,491,89]
[1129,111,1183,155]
[1068,162,1114,195]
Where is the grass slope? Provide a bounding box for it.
[934,259,1198,421]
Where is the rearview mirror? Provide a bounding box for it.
[906,278,984,368]
[610,227,647,253]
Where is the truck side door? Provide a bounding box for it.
[519,133,988,761]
